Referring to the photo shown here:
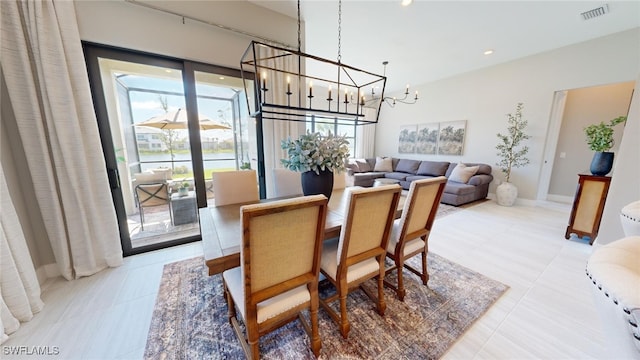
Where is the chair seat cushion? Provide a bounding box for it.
[586,236,640,308]
[387,219,426,255]
[321,238,380,283]
[223,267,311,324]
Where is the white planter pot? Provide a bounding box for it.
[496,182,518,206]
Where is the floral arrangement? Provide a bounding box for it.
[281,131,350,174]
[584,116,626,152]
[496,102,530,183]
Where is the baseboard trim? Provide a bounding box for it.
[546,194,574,204]
[487,193,542,206]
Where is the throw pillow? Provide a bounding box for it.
[355,159,371,172]
[346,160,360,173]
[374,157,393,172]
[449,163,480,184]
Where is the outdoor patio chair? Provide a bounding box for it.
[135,183,172,231]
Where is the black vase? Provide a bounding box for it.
[301,169,334,199]
[590,151,614,176]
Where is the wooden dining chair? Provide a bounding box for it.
[319,185,401,338]
[384,176,447,301]
[212,170,259,206]
[134,182,172,231]
[272,168,303,197]
[222,195,328,359]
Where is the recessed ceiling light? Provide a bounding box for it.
[484,49,494,55]
[165,69,172,73]
[401,0,412,6]
[219,76,225,80]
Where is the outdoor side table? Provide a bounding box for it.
[171,191,198,225]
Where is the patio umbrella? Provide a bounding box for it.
[135,108,231,130]
[135,108,231,170]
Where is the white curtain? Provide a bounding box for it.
[0,165,44,343]
[355,107,377,158]
[0,0,123,280]
[259,46,305,198]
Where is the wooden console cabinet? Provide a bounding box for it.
[565,174,611,245]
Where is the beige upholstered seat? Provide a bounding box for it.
[222,195,328,359]
[212,170,259,206]
[586,236,640,359]
[131,168,172,196]
[134,183,172,231]
[332,170,346,190]
[319,185,401,338]
[272,168,302,197]
[384,177,447,300]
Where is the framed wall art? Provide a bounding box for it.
[437,120,466,156]
[416,123,439,155]
[398,125,417,154]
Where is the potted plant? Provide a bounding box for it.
[495,102,530,206]
[584,115,626,176]
[178,181,190,196]
[281,130,350,199]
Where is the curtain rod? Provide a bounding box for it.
[124,0,295,50]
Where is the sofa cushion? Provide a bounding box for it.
[449,163,480,184]
[444,182,476,196]
[416,161,450,176]
[355,159,372,172]
[374,157,393,172]
[395,159,421,174]
[385,172,410,181]
[405,175,435,182]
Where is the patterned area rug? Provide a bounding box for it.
[144,251,507,359]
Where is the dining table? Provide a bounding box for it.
[200,188,405,276]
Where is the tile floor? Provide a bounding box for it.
[3,199,608,359]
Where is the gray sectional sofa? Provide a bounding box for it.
[346,158,493,206]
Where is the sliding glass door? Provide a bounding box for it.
[84,43,256,255]
[191,68,255,206]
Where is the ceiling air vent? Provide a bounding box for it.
[581,4,609,20]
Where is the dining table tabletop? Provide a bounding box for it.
[200,188,405,276]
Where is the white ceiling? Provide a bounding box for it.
[250,0,640,92]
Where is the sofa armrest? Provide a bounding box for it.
[467,174,493,186]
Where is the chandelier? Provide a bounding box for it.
[240,0,386,125]
[367,61,419,107]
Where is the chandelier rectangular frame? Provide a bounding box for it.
[240,41,386,126]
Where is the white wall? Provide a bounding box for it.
[597,75,640,246]
[375,28,640,201]
[75,0,299,68]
